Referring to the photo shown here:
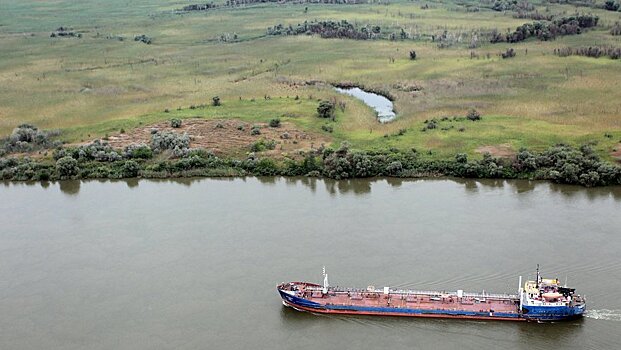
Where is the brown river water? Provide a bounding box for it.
[1,178,620,349]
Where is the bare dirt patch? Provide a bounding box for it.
[101,118,331,157]
[475,143,515,158]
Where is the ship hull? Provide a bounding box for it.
[278,285,584,322]
[281,298,524,321]
[278,289,523,321]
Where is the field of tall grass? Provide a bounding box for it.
[1,0,620,160]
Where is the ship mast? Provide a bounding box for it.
[322,266,329,294]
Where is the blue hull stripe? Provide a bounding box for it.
[325,304,519,318]
[279,290,585,321]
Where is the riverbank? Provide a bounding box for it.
[2,139,620,187]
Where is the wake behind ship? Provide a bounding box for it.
[277,266,585,322]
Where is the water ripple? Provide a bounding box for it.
[586,309,621,321]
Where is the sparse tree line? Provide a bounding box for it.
[554,46,621,59]
[178,0,367,12]
[490,0,535,12]
[267,20,380,40]
[2,140,620,187]
[267,20,409,40]
[490,13,599,43]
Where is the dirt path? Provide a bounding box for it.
[475,144,515,158]
[101,118,330,157]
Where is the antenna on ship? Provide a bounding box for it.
[536,264,540,288]
[322,266,329,294]
[518,275,523,312]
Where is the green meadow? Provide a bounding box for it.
[1,0,620,160]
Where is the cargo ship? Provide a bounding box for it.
[277,266,585,322]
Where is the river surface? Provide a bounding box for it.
[1,178,620,350]
[335,87,396,122]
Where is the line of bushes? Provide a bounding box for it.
[490,14,599,43]
[2,143,620,187]
[554,46,621,59]
[267,20,410,41]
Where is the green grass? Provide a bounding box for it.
[1,0,620,161]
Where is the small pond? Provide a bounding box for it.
[335,87,396,123]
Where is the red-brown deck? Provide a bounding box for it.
[280,282,524,321]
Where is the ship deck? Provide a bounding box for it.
[291,283,520,315]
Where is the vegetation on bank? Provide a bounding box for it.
[2,0,621,183]
[2,127,620,186]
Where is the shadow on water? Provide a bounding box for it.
[450,178,621,201]
[3,177,620,201]
[58,180,80,195]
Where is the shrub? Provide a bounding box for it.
[409,50,417,60]
[124,143,153,159]
[612,22,621,36]
[134,34,152,44]
[605,0,620,11]
[53,140,122,162]
[386,161,403,176]
[170,118,182,128]
[2,124,60,153]
[321,125,334,133]
[317,100,335,119]
[269,118,281,128]
[251,126,261,135]
[56,156,79,178]
[35,169,51,181]
[425,119,438,130]
[466,108,481,121]
[212,96,221,106]
[250,139,277,152]
[121,160,140,178]
[501,48,516,59]
[151,131,190,153]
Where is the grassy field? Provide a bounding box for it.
[1,0,620,160]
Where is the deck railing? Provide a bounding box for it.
[303,285,518,300]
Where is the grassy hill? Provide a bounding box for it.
[1,0,620,160]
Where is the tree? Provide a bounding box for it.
[56,156,79,178]
[317,100,335,119]
[409,50,417,60]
